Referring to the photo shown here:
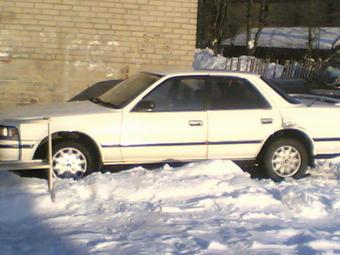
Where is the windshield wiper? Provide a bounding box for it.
[89,97,118,109]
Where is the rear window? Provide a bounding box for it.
[261,78,301,104]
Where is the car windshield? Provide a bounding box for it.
[261,77,301,104]
[96,72,162,108]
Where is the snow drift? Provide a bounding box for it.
[0,159,339,254]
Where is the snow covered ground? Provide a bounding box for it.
[0,159,339,255]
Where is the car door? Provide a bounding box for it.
[207,76,282,159]
[121,76,208,162]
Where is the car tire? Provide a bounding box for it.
[51,140,97,179]
[261,138,309,182]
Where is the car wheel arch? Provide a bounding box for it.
[258,128,315,167]
[33,131,103,169]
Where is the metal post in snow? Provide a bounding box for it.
[47,119,55,202]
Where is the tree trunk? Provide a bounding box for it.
[212,0,230,55]
[306,0,315,58]
[249,0,266,56]
[246,0,254,55]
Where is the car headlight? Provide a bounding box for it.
[0,126,18,139]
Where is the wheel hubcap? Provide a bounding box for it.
[53,147,87,178]
[272,145,301,177]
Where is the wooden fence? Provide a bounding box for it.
[280,60,325,79]
[224,57,325,79]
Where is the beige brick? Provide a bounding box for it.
[99,2,121,8]
[17,13,35,19]
[182,24,195,30]
[124,20,140,26]
[122,3,136,9]
[149,0,163,6]
[174,17,190,23]
[140,16,156,22]
[21,19,39,25]
[22,8,42,14]
[35,3,54,8]
[79,28,97,34]
[54,15,73,22]
[78,11,96,17]
[35,15,51,20]
[53,4,73,10]
[165,2,183,7]
[108,8,127,14]
[95,12,113,18]
[73,6,90,11]
[76,22,94,28]
[94,24,111,29]
[42,9,60,15]
[91,6,107,12]
[183,2,197,8]
[16,2,35,8]
[44,0,63,3]
[80,1,95,6]
[112,24,129,30]
[90,17,108,24]
[5,24,25,30]
[0,2,15,7]
[177,7,192,13]
[149,10,165,17]
[62,0,80,5]
[61,27,79,33]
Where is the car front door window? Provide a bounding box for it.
[135,77,207,112]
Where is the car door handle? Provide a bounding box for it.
[261,118,273,124]
[189,120,203,127]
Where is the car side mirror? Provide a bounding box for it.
[134,100,155,112]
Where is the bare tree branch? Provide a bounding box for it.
[251,0,266,55]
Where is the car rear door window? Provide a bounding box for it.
[208,77,271,110]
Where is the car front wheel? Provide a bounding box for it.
[52,140,95,179]
[261,138,309,181]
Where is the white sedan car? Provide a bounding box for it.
[0,70,340,181]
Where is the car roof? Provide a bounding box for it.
[144,68,261,78]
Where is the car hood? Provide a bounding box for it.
[0,101,116,121]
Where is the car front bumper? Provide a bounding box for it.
[0,140,37,161]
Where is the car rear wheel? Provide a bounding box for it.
[261,138,309,181]
[52,140,96,179]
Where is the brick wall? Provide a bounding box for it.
[0,0,198,109]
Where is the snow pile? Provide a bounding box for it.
[0,159,339,254]
[193,48,228,70]
[193,48,284,78]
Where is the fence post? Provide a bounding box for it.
[237,57,241,71]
